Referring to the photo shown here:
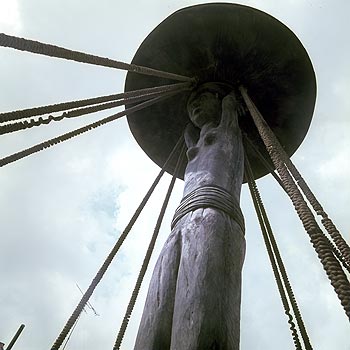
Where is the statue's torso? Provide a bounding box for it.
[184,122,244,202]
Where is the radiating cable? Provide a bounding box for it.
[0,87,189,135]
[113,142,186,350]
[50,136,184,350]
[240,86,350,319]
[0,82,191,123]
[0,33,194,82]
[0,90,180,168]
[242,133,350,274]
[245,152,312,350]
[240,86,350,268]
[242,132,285,190]
[245,153,302,350]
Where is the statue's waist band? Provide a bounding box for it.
[171,185,245,232]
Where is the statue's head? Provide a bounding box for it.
[187,82,233,128]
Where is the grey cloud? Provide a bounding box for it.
[1,1,349,349]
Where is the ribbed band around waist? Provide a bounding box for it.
[171,185,245,232]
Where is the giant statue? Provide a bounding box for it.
[135,83,246,349]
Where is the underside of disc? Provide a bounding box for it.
[125,3,316,180]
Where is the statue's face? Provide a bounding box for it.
[187,90,222,128]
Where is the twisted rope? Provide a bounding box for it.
[50,136,184,350]
[242,134,350,274]
[113,143,186,350]
[242,133,286,190]
[0,86,190,135]
[0,82,191,123]
[171,184,244,232]
[0,33,194,82]
[286,161,350,267]
[240,86,350,319]
[245,153,312,350]
[0,90,180,168]
[240,87,350,268]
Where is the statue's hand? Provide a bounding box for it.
[220,91,245,131]
[222,91,239,111]
[222,91,245,117]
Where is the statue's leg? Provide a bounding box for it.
[170,208,245,350]
[134,227,182,350]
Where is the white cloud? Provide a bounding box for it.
[0,0,21,33]
[318,147,350,182]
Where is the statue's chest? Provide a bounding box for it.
[187,128,235,162]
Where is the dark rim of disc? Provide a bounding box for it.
[124,3,317,181]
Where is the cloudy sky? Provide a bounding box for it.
[0,0,349,349]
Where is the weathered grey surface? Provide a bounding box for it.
[134,86,245,350]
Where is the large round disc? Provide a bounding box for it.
[125,3,316,180]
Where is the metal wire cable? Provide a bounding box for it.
[0,87,188,135]
[0,33,195,82]
[113,143,186,350]
[0,82,191,123]
[50,135,184,350]
[0,90,180,168]
[240,86,350,319]
[245,153,312,350]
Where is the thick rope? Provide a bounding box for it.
[239,87,350,267]
[171,184,245,232]
[276,158,350,319]
[61,314,81,350]
[245,154,301,350]
[240,86,350,319]
[50,136,184,350]
[245,153,312,350]
[0,90,180,168]
[242,134,350,274]
[242,133,286,191]
[113,143,186,350]
[286,160,350,267]
[0,94,161,135]
[0,33,195,82]
[0,83,191,123]
[0,87,189,135]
